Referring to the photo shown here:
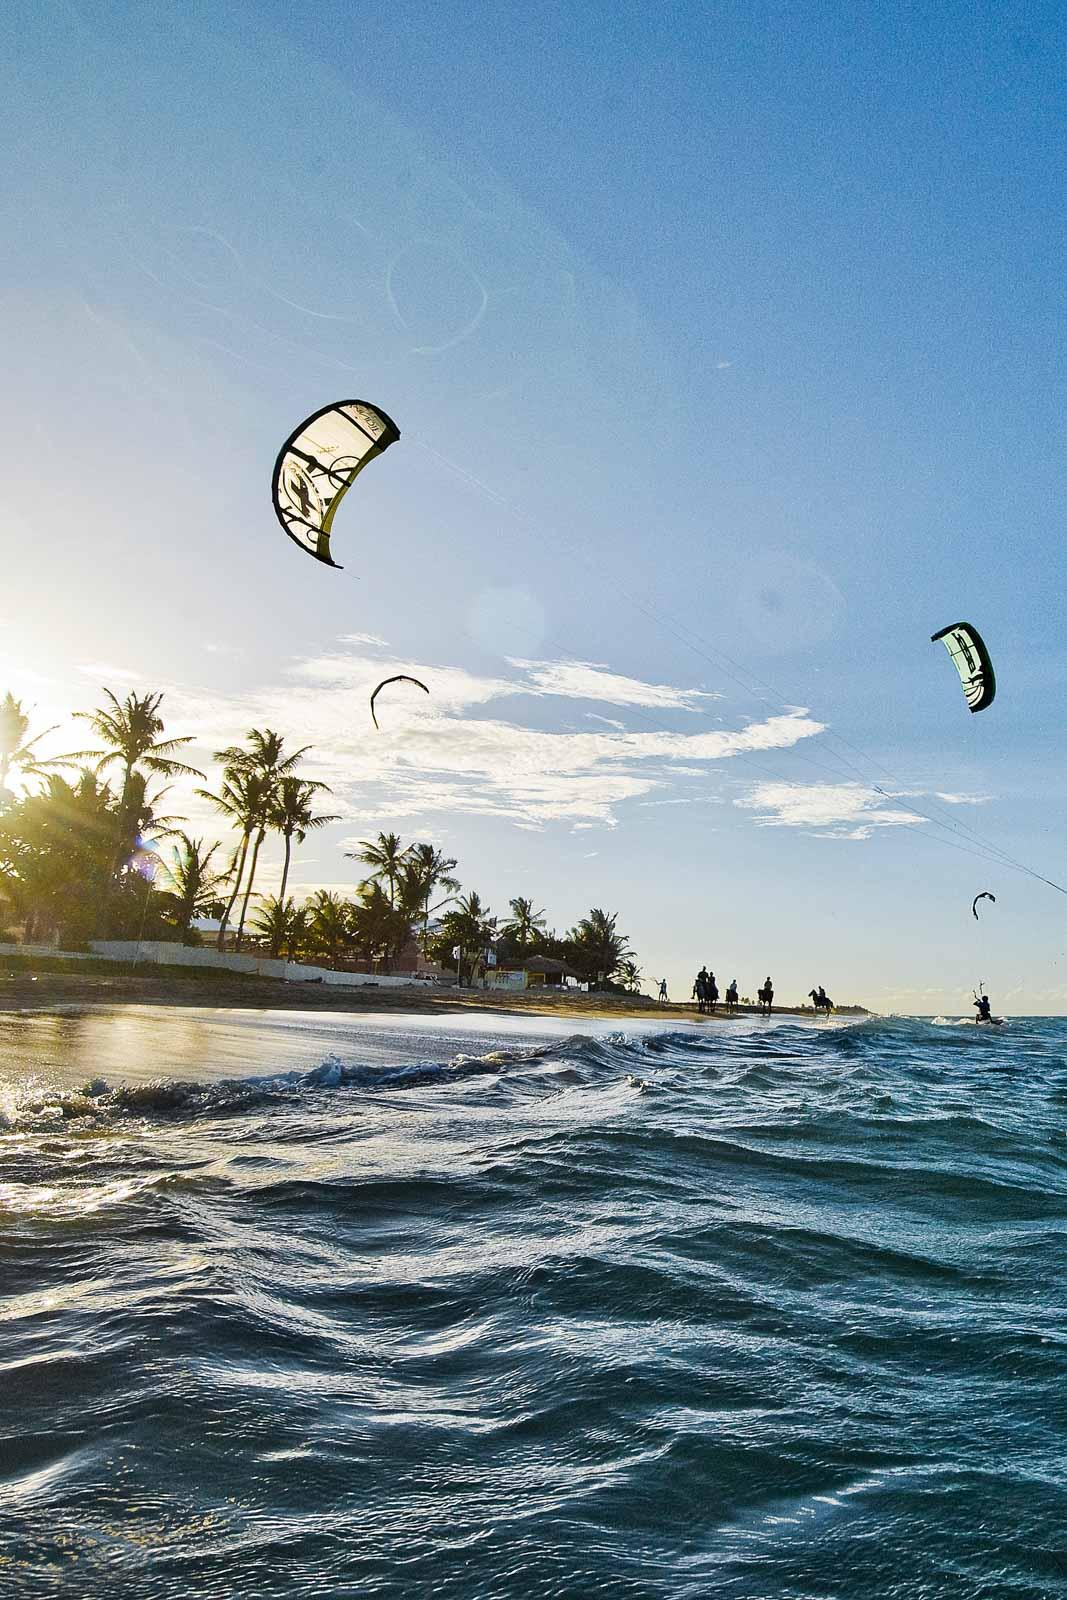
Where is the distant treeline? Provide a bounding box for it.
[0,689,641,989]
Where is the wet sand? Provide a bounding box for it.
[0,968,863,1022]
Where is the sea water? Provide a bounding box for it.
[0,1007,1064,1598]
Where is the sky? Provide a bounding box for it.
[2,0,1065,1012]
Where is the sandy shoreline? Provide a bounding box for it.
[0,969,865,1022]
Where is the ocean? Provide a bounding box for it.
[0,1006,1064,1598]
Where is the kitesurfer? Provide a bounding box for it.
[973,991,993,1024]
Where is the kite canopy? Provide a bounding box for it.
[272,400,400,568]
[972,891,996,921]
[370,674,430,729]
[931,622,996,714]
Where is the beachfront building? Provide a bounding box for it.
[489,955,585,991]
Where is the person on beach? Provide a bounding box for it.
[758,977,774,1016]
[694,967,709,1013]
[808,986,833,1015]
[707,971,719,1014]
[725,979,738,1013]
[658,978,668,1003]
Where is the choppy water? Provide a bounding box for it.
[1,1005,1064,1598]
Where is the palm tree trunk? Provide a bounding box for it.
[217,832,250,951]
[278,831,293,906]
[270,832,295,958]
[98,760,136,932]
[236,828,266,949]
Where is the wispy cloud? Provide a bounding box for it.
[76,662,140,684]
[508,658,721,710]
[735,781,923,840]
[159,643,824,833]
[340,632,389,649]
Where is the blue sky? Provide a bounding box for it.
[2,0,1065,1010]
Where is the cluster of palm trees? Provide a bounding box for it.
[0,688,337,951]
[0,686,643,990]
[195,729,338,952]
[245,833,461,969]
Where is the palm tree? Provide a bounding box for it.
[348,830,409,908]
[71,689,202,807]
[197,768,273,950]
[439,891,496,985]
[0,771,117,944]
[569,907,633,989]
[155,833,231,941]
[349,879,408,970]
[305,890,352,968]
[0,694,59,792]
[271,776,338,911]
[401,843,460,946]
[618,959,644,994]
[500,895,547,951]
[67,689,202,919]
[249,895,307,962]
[210,729,311,949]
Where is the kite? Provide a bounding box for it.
[272,400,400,568]
[370,675,430,729]
[930,622,996,714]
[972,891,995,921]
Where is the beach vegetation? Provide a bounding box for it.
[155,834,232,943]
[271,777,338,923]
[500,896,548,950]
[249,895,308,961]
[0,683,641,982]
[0,694,60,795]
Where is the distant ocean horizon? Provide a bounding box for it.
[1,1006,1063,1598]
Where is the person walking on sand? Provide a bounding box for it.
[658,978,668,1004]
[725,979,738,1014]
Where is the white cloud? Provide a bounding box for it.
[735,781,923,840]
[934,792,993,806]
[508,658,720,710]
[156,644,825,834]
[340,632,389,649]
[76,662,140,684]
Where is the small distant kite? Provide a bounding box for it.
[972,891,996,921]
[370,675,430,729]
[272,399,400,568]
[931,622,996,714]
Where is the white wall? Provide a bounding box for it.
[2,938,446,989]
[87,941,429,988]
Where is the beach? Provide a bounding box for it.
[0,966,865,1023]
